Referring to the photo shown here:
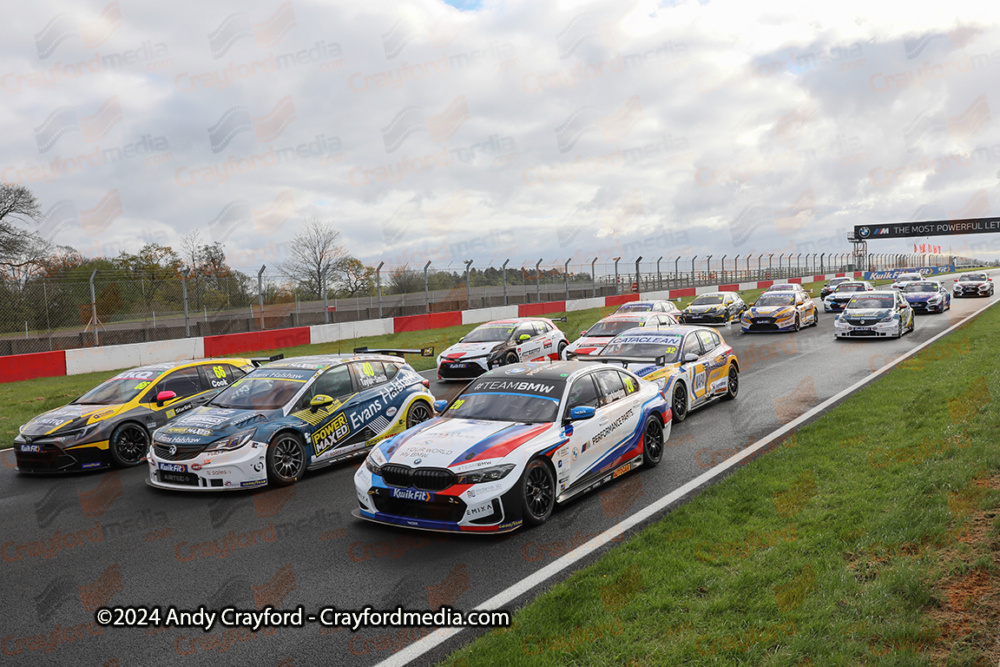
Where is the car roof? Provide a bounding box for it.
[477,360,586,382]
[858,290,896,297]
[691,291,732,297]
[610,325,698,338]
[264,354,407,372]
[124,358,248,375]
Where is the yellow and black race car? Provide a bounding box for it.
[13,358,257,473]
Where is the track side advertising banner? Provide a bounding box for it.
[863,265,955,281]
[854,218,1000,240]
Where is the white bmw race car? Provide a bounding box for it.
[563,311,678,359]
[354,360,670,533]
[436,318,567,381]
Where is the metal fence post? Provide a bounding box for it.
[656,256,662,290]
[257,265,266,330]
[181,268,191,337]
[535,259,542,302]
[564,259,570,299]
[591,257,597,297]
[613,257,621,294]
[464,259,473,309]
[502,259,509,306]
[90,269,99,346]
[674,256,680,288]
[691,256,697,287]
[376,261,384,319]
[424,260,432,313]
[323,266,330,324]
[634,256,642,294]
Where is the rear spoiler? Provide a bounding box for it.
[353,347,435,358]
[575,354,666,368]
[250,354,285,367]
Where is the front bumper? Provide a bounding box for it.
[563,344,606,359]
[680,312,730,324]
[834,318,898,338]
[906,299,946,313]
[147,439,268,491]
[824,300,851,312]
[741,317,796,332]
[437,357,492,380]
[12,437,111,473]
[353,465,522,533]
[954,287,991,297]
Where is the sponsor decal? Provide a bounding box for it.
[571,447,579,462]
[498,519,523,531]
[470,380,558,395]
[592,408,635,446]
[350,401,384,430]
[191,464,202,471]
[386,406,397,417]
[505,367,528,375]
[241,480,267,488]
[313,413,350,456]
[20,444,42,453]
[389,488,433,502]
[466,503,493,517]
[157,463,186,473]
[612,462,632,479]
[81,462,102,469]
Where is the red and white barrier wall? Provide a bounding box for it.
[0,272,863,384]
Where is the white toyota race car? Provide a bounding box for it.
[354,360,670,533]
[436,318,567,381]
[563,311,678,359]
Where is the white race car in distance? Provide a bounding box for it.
[834,291,914,339]
[436,318,568,381]
[563,311,678,359]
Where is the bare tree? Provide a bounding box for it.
[0,184,42,262]
[388,263,423,294]
[278,218,349,299]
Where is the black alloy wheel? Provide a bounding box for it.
[110,423,149,467]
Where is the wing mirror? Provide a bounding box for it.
[568,406,596,421]
[458,336,465,343]
[518,334,531,342]
[683,353,699,364]
[433,399,448,413]
[580,330,588,336]
[310,394,334,413]
[156,390,176,406]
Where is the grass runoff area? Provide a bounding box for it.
[0,269,979,447]
[436,301,1000,664]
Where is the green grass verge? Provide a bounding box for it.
[437,304,1000,665]
[0,269,975,448]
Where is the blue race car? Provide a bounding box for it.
[147,349,436,491]
[900,280,951,313]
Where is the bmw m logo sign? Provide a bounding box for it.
[858,227,870,238]
[414,459,422,465]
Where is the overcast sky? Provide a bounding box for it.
[2,0,999,275]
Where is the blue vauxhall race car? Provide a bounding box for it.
[147,349,436,491]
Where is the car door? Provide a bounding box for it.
[585,369,644,477]
[680,332,709,406]
[697,330,730,398]
[560,373,603,491]
[513,322,544,361]
[140,366,207,428]
[896,291,913,327]
[533,321,558,359]
[302,364,357,460]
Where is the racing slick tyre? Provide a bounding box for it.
[793,315,801,332]
[811,309,819,326]
[557,341,567,359]
[504,351,519,366]
[267,432,307,486]
[908,315,915,333]
[406,400,433,428]
[671,382,688,423]
[896,320,903,339]
[520,459,555,527]
[642,416,664,468]
[721,365,739,401]
[109,422,149,467]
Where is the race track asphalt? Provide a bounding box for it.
[1,274,995,666]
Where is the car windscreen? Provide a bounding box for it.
[903,283,936,292]
[462,324,514,343]
[616,303,651,312]
[959,274,987,282]
[74,376,159,405]
[209,368,314,410]
[586,319,644,336]
[754,293,795,307]
[895,275,922,282]
[846,296,895,310]
[445,377,565,423]
[601,333,683,362]
[690,295,724,306]
[834,284,865,293]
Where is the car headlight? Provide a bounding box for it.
[878,313,895,322]
[365,456,383,475]
[456,464,516,485]
[51,424,99,443]
[206,427,256,452]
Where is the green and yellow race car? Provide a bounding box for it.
[13,358,256,473]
